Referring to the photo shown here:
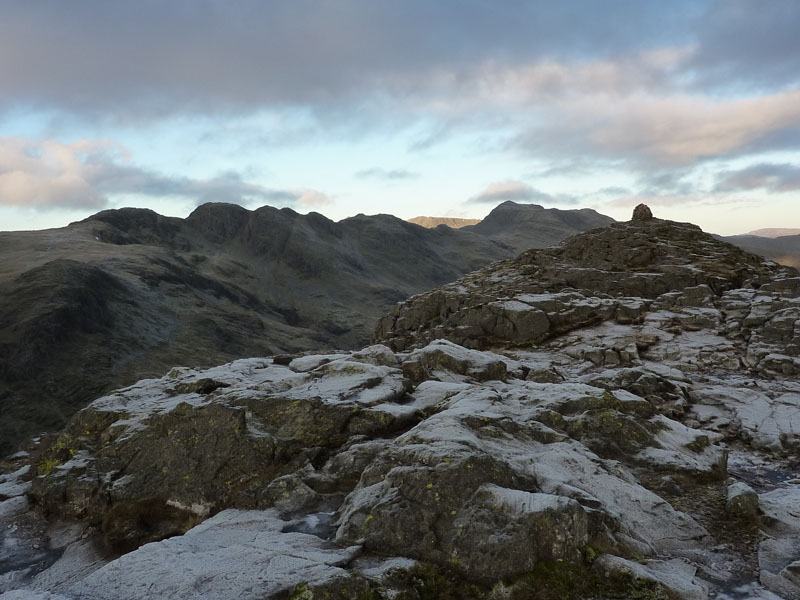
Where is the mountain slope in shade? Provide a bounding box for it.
[745,227,800,238]
[407,216,481,228]
[724,233,800,268]
[462,201,615,255]
[0,201,612,454]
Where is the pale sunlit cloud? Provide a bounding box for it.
[0,137,124,208]
[513,87,800,166]
[295,189,332,208]
[468,181,577,206]
[607,192,753,209]
[0,136,326,210]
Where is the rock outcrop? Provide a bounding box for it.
[2,208,799,599]
[375,213,794,355]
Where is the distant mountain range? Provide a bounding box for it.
[407,216,480,228]
[0,201,613,454]
[410,203,617,256]
[460,202,616,255]
[723,233,800,268]
[745,227,800,238]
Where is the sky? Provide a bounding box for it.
[1,0,799,235]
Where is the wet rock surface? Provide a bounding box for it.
[3,213,800,599]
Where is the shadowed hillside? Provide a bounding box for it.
[462,201,615,255]
[0,201,612,454]
[724,233,800,269]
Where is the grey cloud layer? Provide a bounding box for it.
[469,181,577,206]
[0,137,325,209]
[0,1,701,116]
[355,168,418,180]
[716,163,800,192]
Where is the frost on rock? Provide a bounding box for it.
[66,510,361,600]
[6,216,800,599]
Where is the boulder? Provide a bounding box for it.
[726,481,760,518]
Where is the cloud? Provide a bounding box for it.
[595,186,631,196]
[635,169,697,195]
[0,137,120,208]
[513,87,800,166]
[295,189,331,208]
[607,192,752,209]
[468,181,577,205]
[0,2,702,120]
[2,1,800,204]
[0,136,324,209]
[715,163,800,192]
[689,0,800,93]
[354,167,418,180]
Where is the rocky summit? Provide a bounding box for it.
[2,208,800,600]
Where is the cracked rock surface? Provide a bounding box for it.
[2,214,800,599]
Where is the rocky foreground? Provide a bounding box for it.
[1,208,799,599]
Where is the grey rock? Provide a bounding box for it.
[448,485,588,581]
[67,509,362,600]
[726,481,759,517]
[260,473,321,516]
[593,554,708,600]
[375,217,794,352]
[631,203,654,221]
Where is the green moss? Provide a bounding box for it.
[504,559,676,600]
[37,457,62,476]
[289,582,315,600]
[388,562,488,600]
[686,435,710,453]
[36,433,80,475]
[582,545,599,563]
[286,577,383,600]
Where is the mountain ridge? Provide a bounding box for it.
[0,201,613,455]
[744,228,800,238]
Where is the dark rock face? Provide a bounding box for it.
[0,201,610,455]
[632,203,654,221]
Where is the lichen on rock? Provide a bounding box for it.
[5,214,800,599]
